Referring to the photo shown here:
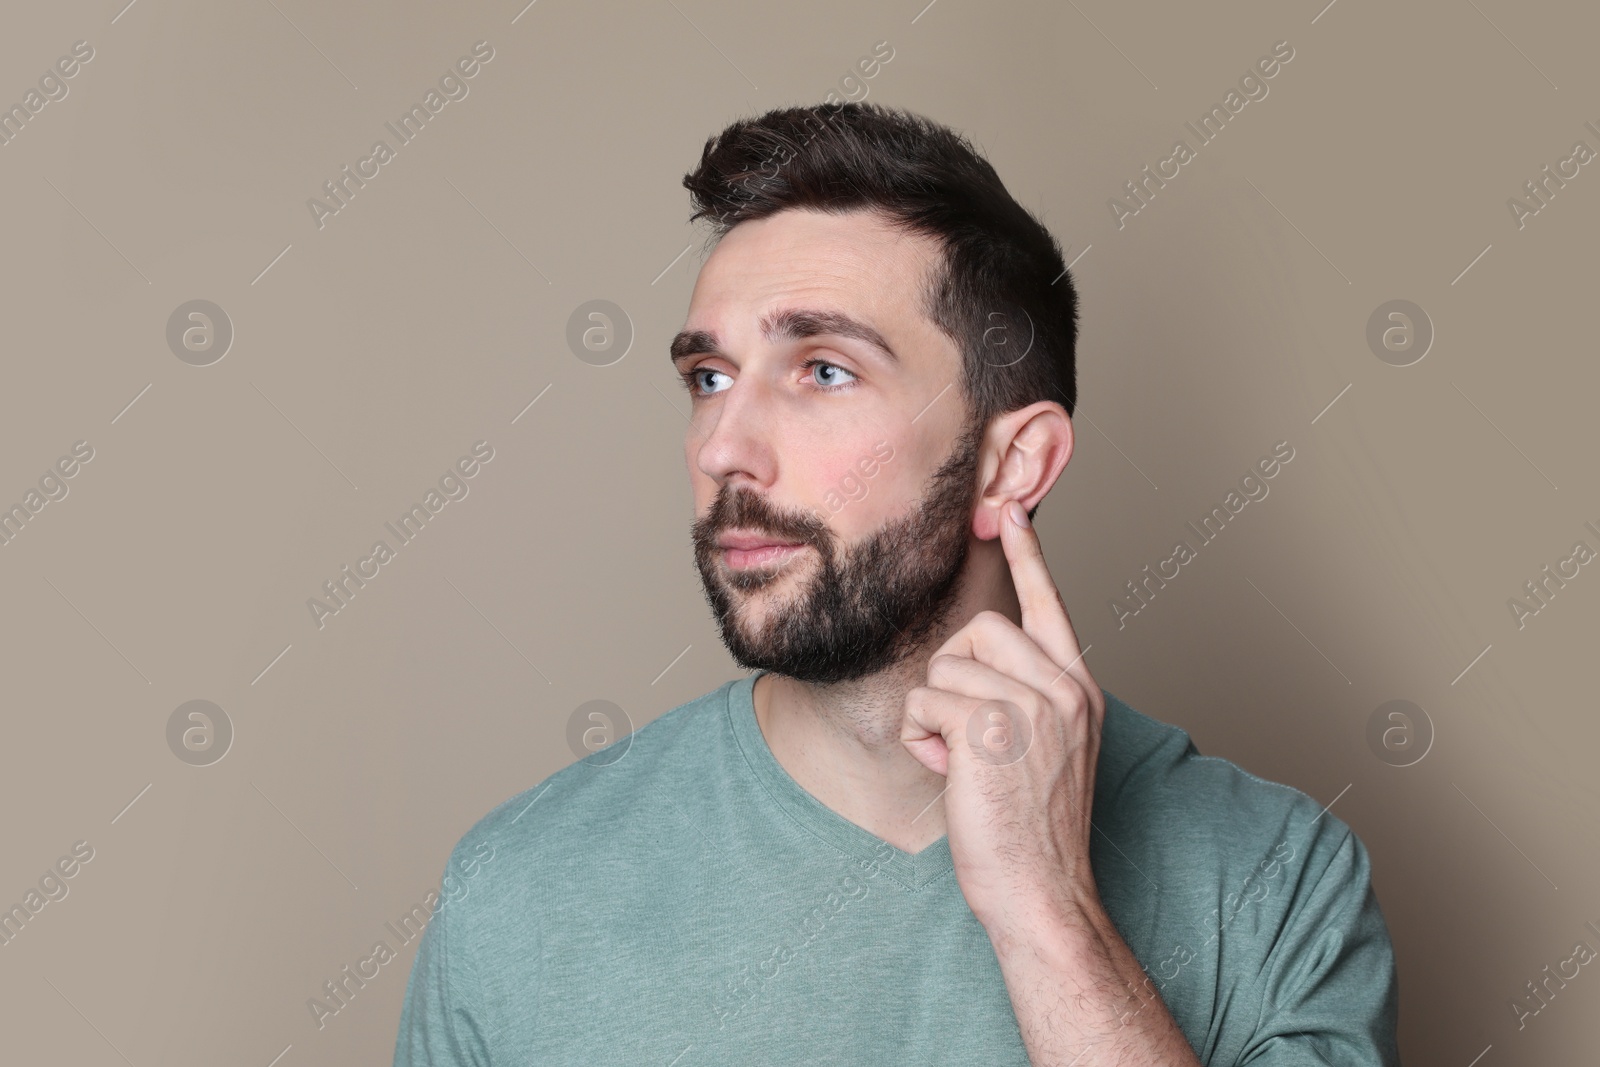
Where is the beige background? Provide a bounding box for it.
[1,0,1596,1062]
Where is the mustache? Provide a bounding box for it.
[694,488,830,547]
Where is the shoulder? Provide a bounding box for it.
[1095,687,1362,891]
[463,676,737,858]
[1095,691,1398,1059]
[429,677,741,921]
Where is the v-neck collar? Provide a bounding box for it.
[726,670,955,892]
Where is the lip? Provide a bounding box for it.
[716,532,807,551]
[716,532,809,570]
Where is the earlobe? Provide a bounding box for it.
[972,504,998,542]
[972,495,1014,542]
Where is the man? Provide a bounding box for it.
[394,102,1399,1065]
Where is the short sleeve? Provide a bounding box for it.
[1237,826,1399,1066]
[393,846,494,1067]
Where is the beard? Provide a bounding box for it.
[691,419,984,685]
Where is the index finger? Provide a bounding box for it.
[1001,499,1087,684]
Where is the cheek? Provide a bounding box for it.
[806,439,922,533]
[859,462,921,517]
[803,455,858,518]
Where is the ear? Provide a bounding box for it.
[972,402,1073,541]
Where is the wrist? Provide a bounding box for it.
[980,882,1109,957]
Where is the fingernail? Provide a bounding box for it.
[1008,500,1029,528]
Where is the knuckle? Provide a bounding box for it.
[973,609,1012,632]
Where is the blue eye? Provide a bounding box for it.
[682,367,731,396]
[800,357,858,390]
[678,357,858,398]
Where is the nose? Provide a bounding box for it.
[692,370,778,490]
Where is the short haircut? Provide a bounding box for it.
[681,102,1079,440]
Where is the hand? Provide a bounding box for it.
[900,498,1106,935]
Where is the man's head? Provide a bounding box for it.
[676,103,1077,685]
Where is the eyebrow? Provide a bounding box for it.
[670,307,899,369]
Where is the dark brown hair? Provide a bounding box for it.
[682,102,1079,442]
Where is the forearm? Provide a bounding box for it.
[986,889,1203,1067]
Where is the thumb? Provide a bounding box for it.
[901,733,950,777]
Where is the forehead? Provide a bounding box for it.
[686,208,944,329]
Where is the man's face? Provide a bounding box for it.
[674,208,982,685]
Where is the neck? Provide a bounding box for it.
[750,537,1020,854]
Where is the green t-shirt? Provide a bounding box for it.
[393,671,1398,1065]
